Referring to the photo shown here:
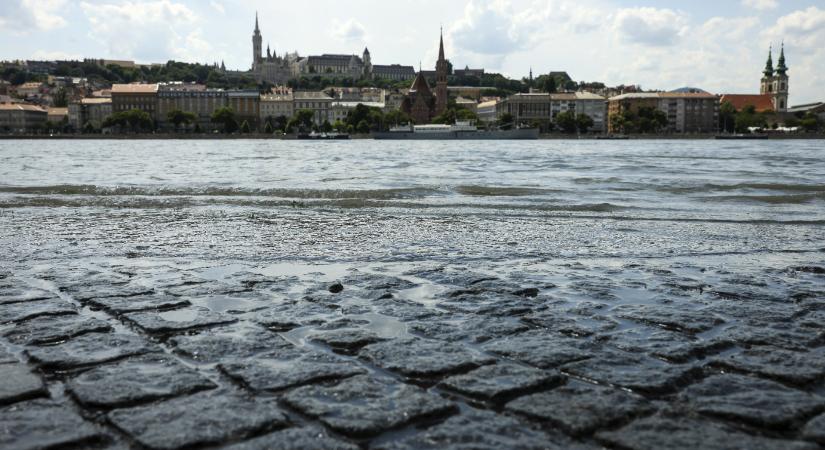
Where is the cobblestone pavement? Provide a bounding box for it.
[1,252,824,450]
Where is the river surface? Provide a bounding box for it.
[1,139,824,448]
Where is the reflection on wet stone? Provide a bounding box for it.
[86,294,192,314]
[0,298,77,324]
[283,375,455,438]
[3,314,112,345]
[679,374,825,428]
[597,413,819,450]
[25,332,156,370]
[0,363,47,406]
[0,400,106,450]
[482,330,597,369]
[67,353,217,408]
[507,383,654,436]
[222,426,359,450]
[122,307,237,335]
[439,363,564,403]
[359,337,495,378]
[108,391,288,450]
[169,325,290,363]
[709,346,825,385]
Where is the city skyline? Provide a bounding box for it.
[1,0,824,104]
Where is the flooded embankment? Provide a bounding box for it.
[1,139,823,449]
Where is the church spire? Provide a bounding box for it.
[255,12,260,34]
[763,45,774,77]
[776,41,788,76]
[438,27,445,62]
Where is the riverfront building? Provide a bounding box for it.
[156,84,227,130]
[111,84,158,116]
[68,98,112,130]
[498,92,608,132]
[0,103,48,132]
[607,92,719,134]
[401,31,449,124]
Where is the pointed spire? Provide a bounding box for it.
[438,26,445,62]
[763,44,774,77]
[255,12,260,33]
[776,41,788,75]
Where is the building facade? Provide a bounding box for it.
[68,98,112,129]
[227,90,261,129]
[499,92,608,132]
[156,84,227,129]
[607,92,719,134]
[293,91,333,125]
[372,65,416,81]
[260,92,294,121]
[0,103,48,132]
[111,84,158,116]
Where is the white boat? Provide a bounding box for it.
[373,121,539,140]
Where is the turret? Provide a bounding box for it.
[763,46,774,77]
[776,42,788,76]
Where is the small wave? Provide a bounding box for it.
[0,184,444,200]
[453,185,562,197]
[699,193,825,205]
[660,183,825,194]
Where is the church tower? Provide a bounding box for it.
[435,29,449,116]
[252,13,263,70]
[760,45,774,96]
[774,43,789,112]
[363,47,373,80]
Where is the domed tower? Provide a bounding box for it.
[435,28,449,116]
[774,43,789,112]
[363,47,373,80]
[252,12,263,70]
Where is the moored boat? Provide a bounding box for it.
[373,121,539,140]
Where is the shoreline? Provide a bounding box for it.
[2,133,824,140]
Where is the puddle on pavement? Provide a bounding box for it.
[159,309,199,322]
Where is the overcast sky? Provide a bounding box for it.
[2,0,823,104]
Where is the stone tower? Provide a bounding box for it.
[435,29,449,116]
[774,43,789,112]
[363,47,373,79]
[252,13,263,70]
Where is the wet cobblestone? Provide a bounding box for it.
[1,255,824,449]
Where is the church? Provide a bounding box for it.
[401,31,449,124]
[720,44,789,113]
[250,14,416,84]
[250,13,295,85]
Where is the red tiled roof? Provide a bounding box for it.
[719,94,774,112]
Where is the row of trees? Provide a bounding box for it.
[609,106,669,134]
[719,102,822,133]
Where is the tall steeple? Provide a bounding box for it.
[763,45,774,77]
[435,27,449,117]
[776,42,788,76]
[252,12,263,68]
[438,27,445,62]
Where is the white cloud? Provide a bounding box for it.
[613,7,689,46]
[209,1,225,14]
[741,0,778,11]
[80,0,221,63]
[31,50,82,60]
[0,0,67,33]
[331,19,368,44]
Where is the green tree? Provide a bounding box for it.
[799,112,820,132]
[576,114,595,133]
[333,120,347,133]
[82,122,96,134]
[321,120,333,133]
[543,77,557,93]
[167,109,196,131]
[609,113,627,134]
[356,120,370,134]
[290,109,316,132]
[555,111,578,134]
[211,107,238,133]
[499,112,514,130]
[240,120,251,133]
[719,101,737,133]
[102,109,153,133]
[264,121,274,134]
